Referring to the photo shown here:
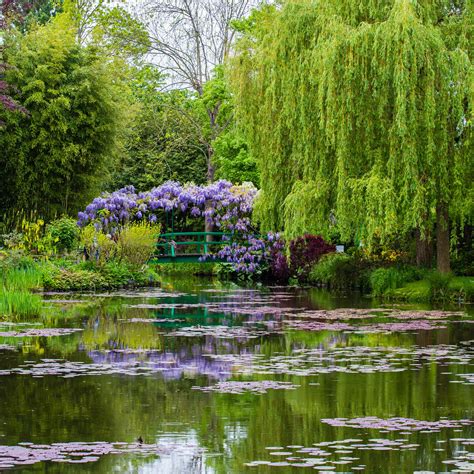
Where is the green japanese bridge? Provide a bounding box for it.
[150,232,233,263]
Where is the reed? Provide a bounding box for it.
[0,267,43,320]
[0,289,42,320]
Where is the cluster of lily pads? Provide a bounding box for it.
[320,417,473,432]
[0,328,83,338]
[191,380,299,394]
[202,342,474,382]
[0,441,204,469]
[245,434,474,471]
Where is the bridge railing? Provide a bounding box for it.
[151,232,234,263]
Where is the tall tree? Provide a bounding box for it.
[230,0,473,272]
[138,0,259,181]
[111,65,208,191]
[0,12,131,218]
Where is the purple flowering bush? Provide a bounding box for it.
[205,232,286,277]
[78,181,288,276]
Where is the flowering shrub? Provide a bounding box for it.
[205,232,285,275]
[78,181,291,276]
[117,223,159,267]
[289,234,336,281]
[78,180,257,234]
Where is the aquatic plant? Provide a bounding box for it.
[191,380,299,394]
[0,290,42,320]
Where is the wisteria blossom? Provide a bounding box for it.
[77,180,257,234]
[78,180,286,274]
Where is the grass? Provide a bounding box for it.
[387,276,474,302]
[2,267,43,291]
[0,266,44,320]
[0,289,43,320]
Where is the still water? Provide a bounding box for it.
[0,276,473,473]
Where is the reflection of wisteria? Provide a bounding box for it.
[0,441,205,469]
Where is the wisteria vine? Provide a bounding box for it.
[78,180,257,233]
[78,181,286,274]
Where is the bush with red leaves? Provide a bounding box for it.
[289,234,335,282]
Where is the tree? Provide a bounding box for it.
[0,0,59,118]
[111,65,208,191]
[135,0,259,181]
[230,0,473,272]
[0,13,131,219]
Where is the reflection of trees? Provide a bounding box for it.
[81,316,163,351]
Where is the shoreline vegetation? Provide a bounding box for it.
[0,213,472,323]
[1,252,472,323]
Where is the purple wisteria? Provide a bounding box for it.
[77,180,257,234]
[77,180,286,274]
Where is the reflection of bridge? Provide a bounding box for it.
[150,232,233,264]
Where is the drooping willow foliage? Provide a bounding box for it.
[230,0,473,268]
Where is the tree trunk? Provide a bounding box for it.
[416,228,433,267]
[436,203,451,273]
[205,144,215,242]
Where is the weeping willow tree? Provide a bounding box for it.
[230,0,473,272]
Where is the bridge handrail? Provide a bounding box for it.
[158,231,233,238]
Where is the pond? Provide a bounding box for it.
[0,276,473,473]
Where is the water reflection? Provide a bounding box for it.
[0,277,472,472]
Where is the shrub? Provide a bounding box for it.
[81,225,117,264]
[289,234,335,282]
[271,252,290,282]
[42,267,107,291]
[370,266,423,296]
[117,223,158,267]
[47,217,80,252]
[426,271,453,302]
[42,260,159,291]
[309,253,353,289]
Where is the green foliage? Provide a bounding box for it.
[426,271,453,302]
[42,266,107,291]
[213,129,259,185]
[117,223,159,267]
[0,13,131,219]
[0,290,42,320]
[1,267,43,291]
[230,0,473,269]
[309,253,353,288]
[155,262,218,276]
[92,6,150,59]
[42,260,158,291]
[46,217,80,252]
[111,66,208,190]
[389,275,474,302]
[369,266,423,296]
[0,266,43,320]
[81,225,116,265]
